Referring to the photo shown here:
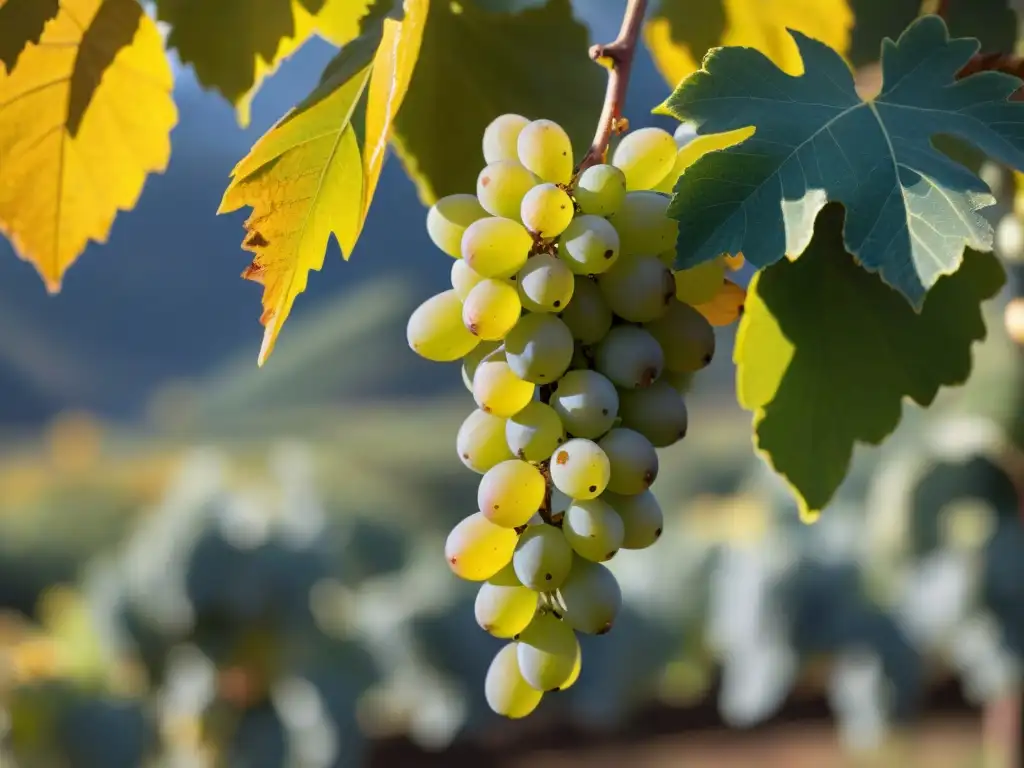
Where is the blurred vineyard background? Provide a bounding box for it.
[3,1,1024,766]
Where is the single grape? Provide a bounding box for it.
[558,215,620,275]
[451,258,488,301]
[477,160,538,220]
[513,524,574,590]
[407,289,480,362]
[504,313,574,383]
[554,645,582,690]
[598,254,675,323]
[575,164,627,216]
[553,558,622,634]
[462,217,533,278]
[674,257,726,305]
[549,438,611,500]
[559,276,613,344]
[426,194,488,258]
[593,325,664,389]
[463,279,522,341]
[618,381,688,448]
[673,121,698,147]
[598,428,659,495]
[603,490,663,549]
[445,512,519,581]
[473,354,536,417]
[517,612,578,690]
[549,370,618,439]
[521,183,574,239]
[645,300,716,372]
[485,642,543,718]
[518,254,575,313]
[484,113,531,164]
[662,369,694,394]
[562,498,624,562]
[609,191,678,256]
[611,127,678,191]
[479,459,546,528]
[462,340,501,391]
[457,409,514,473]
[517,119,574,184]
[475,564,539,638]
[506,401,565,461]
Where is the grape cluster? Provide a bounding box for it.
[406,114,732,719]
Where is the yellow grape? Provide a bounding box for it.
[611,127,677,191]
[518,119,574,184]
[517,612,578,690]
[575,164,627,216]
[610,191,678,256]
[521,183,574,239]
[473,355,536,417]
[483,113,531,164]
[457,409,514,474]
[517,254,575,313]
[427,194,488,258]
[451,258,488,301]
[406,289,480,362]
[485,642,543,718]
[475,565,539,638]
[477,160,537,220]
[674,256,726,305]
[554,645,582,690]
[462,217,533,278]
[445,512,519,581]
[463,279,522,341]
[478,459,546,528]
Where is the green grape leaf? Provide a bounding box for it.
[658,15,1024,308]
[391,0,602,204]
[0,0,59,72]
[735,205,1006,517]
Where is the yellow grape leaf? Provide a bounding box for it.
[695,278,746,326]
[219,1,427,366]
[644,0,854,87]
[0,0,59,72]
[157,0,374,126]
[0,0,176,292]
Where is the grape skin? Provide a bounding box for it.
[506,401,565,462]
[609,191,678,256]
[461,341,501,392]
[407,289,481,362]
[463,279,522,341]
[521,183,575,239]
[550,369,619,439]
[477,160,538,220]
[485,642,543,718]
[558,276,613,344]
[478,459,546,528]
[475,564,539,638]
[553,558,622,634]
[427,194,488,258]
[674,257,727,305]
[611,127,678,191]
[483,114,531,164]
[457,409,514,473]
[462,217,533,278]
[445,512,520,581]
[518,119,574,184]
[517,612,578,691]
[451,258,488,301]
[603,490,663,549]
[575,164,627,216]
[473,355,536,417]
[593,325,664,389]
[645,300,716,373]
[504,313,575,384]
[518,254,575,313]
[562,498,624,562]
[618,381,689,448]
[549,438,611,500]
[598,427,659,495]
[513,525,574,590]
[598,254,675,323]
[558,215,621,275]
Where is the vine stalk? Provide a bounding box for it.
[576,0,649,175]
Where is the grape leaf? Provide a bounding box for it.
[0,0,59,72]
[658,15,1024,308]
[735,205,1006,517]
[391,0,602,204]
[644,0,853,88]
[218,1,427,365]
[156,0,378,126]
[0,0,177,292]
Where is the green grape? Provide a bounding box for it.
[549,438,610,500]
[618,381,688,448]
[554,645,582,690]
[445,511,519,581]
[426,194,488,258]
[462,217,533,278]
[485,642,543,718]
[517,612,578,691]
[553,558,622,634]
[645,299,716,372]
[603,490,663,549]
[674,257,726,305]
[407,289,480,362]
[609,191,678,256]
[473,354,536,417]
[598,254,675,323]
[598,428,659,495]
[506,401,565,462]
[475,564,539,638]
[662,369,694,394]
[483,113,531,164]
[575,164,627,216]
[558,215,620,275]
[521,183,574,239]
[517,119,574,184]
[674,121,698,147]
[457,408,514,473]
[562,498,624,562]
[611,127,678,191]
[477,160,538,220]
[504,313,574,384]
[549,370,618,439]
[463,279,522,341]
[479,459,546,528]
[461,340,501,391]
[593,325,664,389]
[513,524,573,590]
[451,258,488,301]
[559,276,612,344]
[518,254,574,313]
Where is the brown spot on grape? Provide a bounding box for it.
[481,176,491,187]
[601,408,609,415]
[654,527,662,538]
[462,453,470,460]
[605,549,618,560]
[702,353,713,365]
[513,633,520,640]
[604,249,614,259]
[643,470,655,486]
[638,366,657,388]
[588,485,597,493]
[560,204,567,209]
[553,300,561,307]
[449,556,458,565]
[596,622,613,635]
[468,323,480,334]
[545,573,552,581]
[555,450,569,466]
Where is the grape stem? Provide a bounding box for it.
[576,0,649,176]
